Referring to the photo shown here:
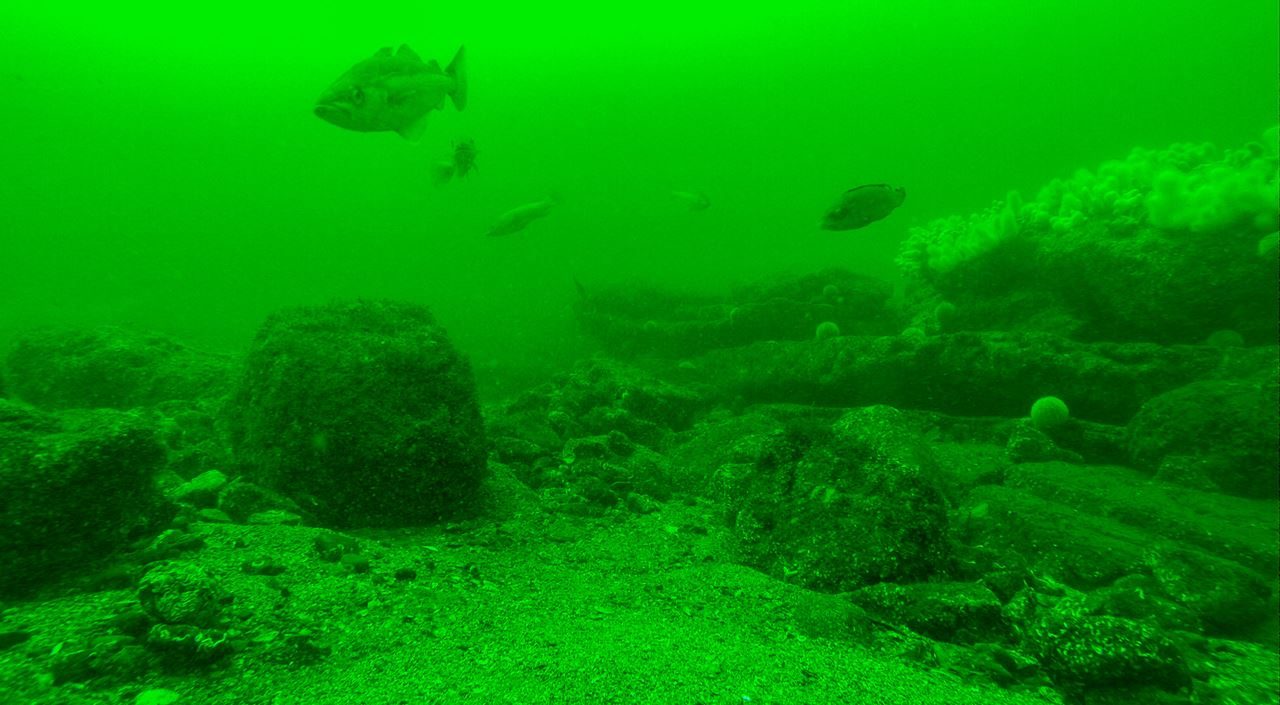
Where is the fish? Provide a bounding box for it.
[432,138,478,185]
[670,190,711,211]
[487,196,557,237]
[821,184,906,231]
[314,44,467,141]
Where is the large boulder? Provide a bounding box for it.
[1127,376,1280,498]
[577,268,899,358]
[713,406,952,592]
[687,331,1275,424]
[225,300,487,528]
[897,131,1279,345]
[4,326,233,410]
[0,399,169,597]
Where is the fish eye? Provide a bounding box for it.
[351,87,365,105]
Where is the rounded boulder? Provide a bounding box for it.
[225,300,487,527]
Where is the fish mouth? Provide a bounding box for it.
[313,103,346,124]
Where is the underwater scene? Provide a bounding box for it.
[1,2,1278,704]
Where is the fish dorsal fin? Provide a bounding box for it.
[373,47,393,58]
[396,44,422,62]
[425,59,441,72]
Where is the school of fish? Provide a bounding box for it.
[314,45,906,237]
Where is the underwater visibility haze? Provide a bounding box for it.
[1,2,1278,704]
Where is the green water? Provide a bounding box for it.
[3,2,1276,390]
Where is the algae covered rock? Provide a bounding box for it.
[4,326,233,410]
[225,300,487,527]
[714,405,951,591]
[0,399,168,597]
[1127,376,1280,498]
[898,130,1280,345]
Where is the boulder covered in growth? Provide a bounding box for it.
[0,399,169,597]
[686,330,1274,424]
[4,326,234,410]
[576,267,899,358]
[898,129,1280,344]
[712,405,952,592]
[1127,374,1280,498]
[225,300,487,527]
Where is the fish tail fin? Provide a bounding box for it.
[446,45,468,111]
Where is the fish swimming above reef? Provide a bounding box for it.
[315,44,467,141]
[821,184,906,231]
[432,138,478,185]
[670,190,711,211]
[487,196,557,237]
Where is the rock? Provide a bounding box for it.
[136,561,223,628]
[0,400,168,597]
[577,267,899,358]
[1006,420,1082,464]
[1002,463,1277,576]
[4,326,233,410]
[145,623,231,666]
[898,132,1280,346]
[217,479,301,523]
[957,481,1274,640]
[1146,545,1272,638]
[247,510,303,526]
[714,406,951,591]
[689,331,1274,424]
[491,358,705,455]
[847,582,1009,644]
[1127,376,1280,498]
[959,485,1150,589]
[194,508,233,524]
[225,300,488,527]
[1026,613,1192,698]
[50,634,151,685]
[145,399,231,477]
[170,469,228,507]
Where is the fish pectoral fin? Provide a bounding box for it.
[396,113,431,141]
[396,44,422,62]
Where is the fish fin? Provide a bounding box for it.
[396,44,422,62]
[425,59,442,72]
[374,47,393,58]
[432,161,456,186]
[397,113,430,141]
[446,45,468,111]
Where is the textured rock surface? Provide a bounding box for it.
[225,300,487,528]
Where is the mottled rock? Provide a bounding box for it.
[848,582,1009,644]
[0,400,168,597]
[170,469,228,507]
[715,406,951,591]
[689,331,1273,424]
[1127,376,1280,498]
[5,326,232,410]
[137,561,223,627]
[225,300,487,527]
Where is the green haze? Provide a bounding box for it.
[2,1,1276,393]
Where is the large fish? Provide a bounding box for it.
[487,197,557,237]
[821,184,906,231]
[315,44,467,141]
